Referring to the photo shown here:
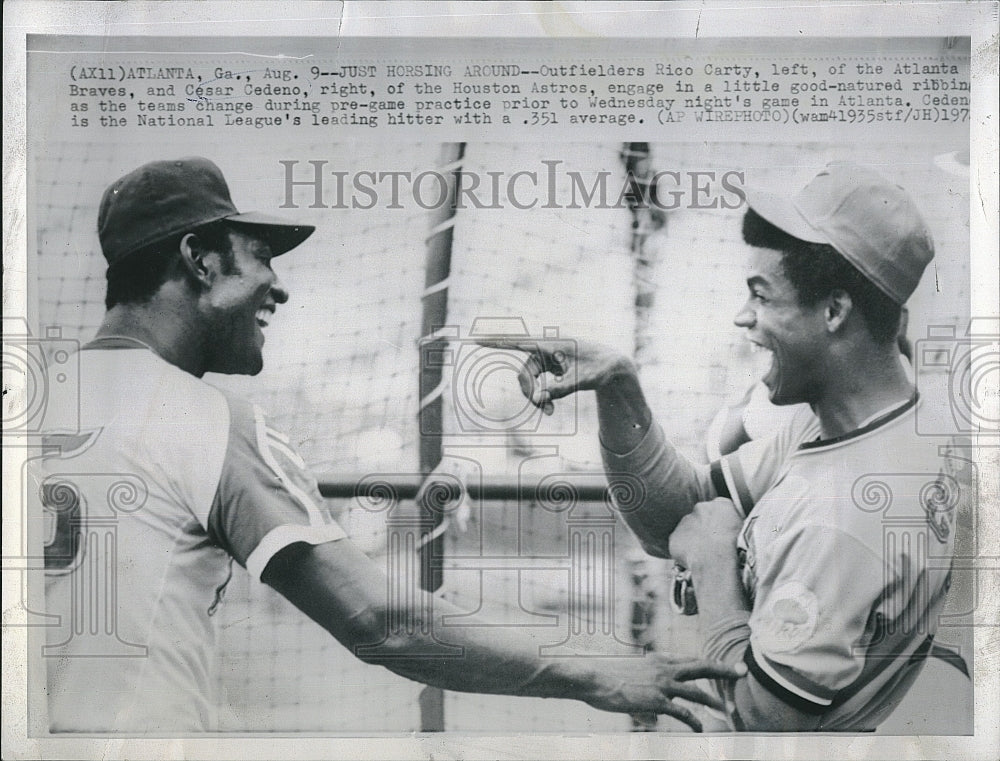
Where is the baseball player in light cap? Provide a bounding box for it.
[483,162,969,731]
[35,157,745,733]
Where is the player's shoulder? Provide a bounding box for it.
[203,382,255,425]
[204,384,279,450]
[151,359,235,433]
[79,346,232,429]
[72,348,237,514]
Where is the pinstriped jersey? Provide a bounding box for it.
[35,343,345,732]
[712,396,965,730]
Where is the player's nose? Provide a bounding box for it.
[733,302,755,328]
[270,276,289,305]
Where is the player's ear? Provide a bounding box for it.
[178,232,214,288]
[824,288,853,334]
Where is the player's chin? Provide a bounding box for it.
[767,377,810,407]
[244,349,265,375]
[216,360,264,376]
[761,352,791,405]
[765,382,792,406]
[214,345,265,376]
[763,373,791,406]
[245,328,266,374]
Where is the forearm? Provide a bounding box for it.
[595,360,654,453]
[598,371,715,556]
[264,540,598,702]
[689,551,750,727]
[266,538,744,727]
[692,550,749,676]
[349,587,738,726]
[689,555,820,731]
[374,594,598,700]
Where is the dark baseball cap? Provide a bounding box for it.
[744,162,934,304]
[98,157,315,267]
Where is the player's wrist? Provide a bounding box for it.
[593,354,638,390]
[530,658,600,702]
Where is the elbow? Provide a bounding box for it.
[731,705,791,732]
[346,603,436,674]
[620,513,674,559]
[341,603,403,663]
[636,536,671,559]
[620,506,683,560]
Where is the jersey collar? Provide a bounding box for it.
[798,393,919,451]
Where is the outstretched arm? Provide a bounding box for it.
[594,362,716,555]
[477,338,716,556]
[263,537,744,731]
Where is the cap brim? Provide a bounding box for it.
[226,211,315,256]
[744,187,830,245]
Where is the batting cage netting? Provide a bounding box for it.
[33,137,971,732]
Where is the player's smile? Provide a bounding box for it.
[255,306,274,329]
[734,247,825,406]
[749,341,778,389]
[208,229,289,375]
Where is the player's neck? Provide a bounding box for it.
[97,302,209,377]
[811,345,914,440]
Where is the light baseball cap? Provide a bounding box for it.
[745,162,934,304]
[98,157,315,267]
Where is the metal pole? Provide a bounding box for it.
[619,142,666,366]
[415,142,465,731]
[320,474,613,502]
[619,142,667,731]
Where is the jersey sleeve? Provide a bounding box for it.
[743,524,884,713]
[600,421,715,556]
[208,397,346,580]
[711,405,819,517]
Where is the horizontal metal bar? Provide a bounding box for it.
[441,557,573,571]
[316,474,611,502]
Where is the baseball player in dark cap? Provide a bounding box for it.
[483,163,969,731]
[36,157,743,732]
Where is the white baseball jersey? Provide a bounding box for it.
[712,396,965,729]
[603,394,967,730]
[33,341,346,732]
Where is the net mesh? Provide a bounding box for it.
[32,137,969,732]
